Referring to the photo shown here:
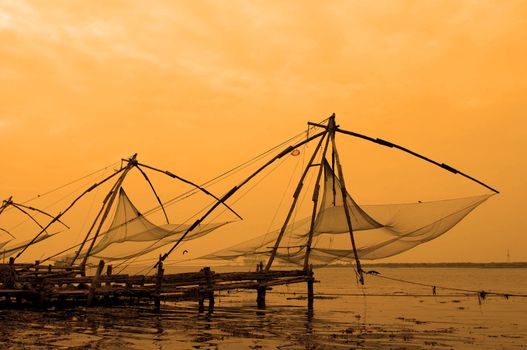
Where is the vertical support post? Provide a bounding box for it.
[104,265,112,304]
[256,262,266,308]
[106,265,112,286]
[303,117,334,270]
[307,264,314,310]
[6,257,16,304]
[155,257,164,310]
[265,133,328,271]
[7,257,16,289]
[87,260,105,306]
[331,132,365,284]
[79,155,136,270]
[198,267,211,312]
[204,267,214,309]
[34,260,40,278]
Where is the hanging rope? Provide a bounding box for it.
[363,270,527,299]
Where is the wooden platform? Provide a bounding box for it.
[0,260,315,309]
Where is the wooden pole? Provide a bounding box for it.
[336,128,499,194]
[307,264,314,309]
[7,257,16,289]
[207,268,215,309]
[303,117,334,270]
[34,260,40,276]
[155,257,164,310]
[80,156,136,270]
[71,178,123,268]
[331,132,364,284]
[265,132,328,271]
[87,260,105,306]
[105,265,112,305]
[134,165,170,224]
[256,262,267,308]
[135,162,242,220]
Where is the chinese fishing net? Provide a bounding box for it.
[68,188,230,262]
[200,159,494,266]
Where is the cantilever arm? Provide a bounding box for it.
[134,165,170,224]
[336,128,499,194]
[134,161,243,221]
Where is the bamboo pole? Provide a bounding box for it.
[71,173,124,267]
[307,264,314,309]
[0,196,12,216]
[303,118,334,270]
[155,257,164,309]
[80,156,136,270]
[87,260,105,306]
[336,128,499,194]
[264,132,328,271]
[134,162,242,220]
[331,131,364,285]
[134,165,170,224]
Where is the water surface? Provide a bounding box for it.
[0,267,526,349]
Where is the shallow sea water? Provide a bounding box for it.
[0,267,526,349]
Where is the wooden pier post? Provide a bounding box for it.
[34,260,40,279]
[7,257,15,289]
[155,258,164,310]
[204,267,214,308]
[87,260,105,306]
[256,262,266,309]
[198,268,205,312]
[198,267,214,311]
[307,264,314,309]
[104,265,112,304]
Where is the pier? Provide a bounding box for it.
[0,259,315,309]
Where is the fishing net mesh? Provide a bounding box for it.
[68,188,229,262]
[200,159,493,266]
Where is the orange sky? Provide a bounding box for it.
[0,1,526,263]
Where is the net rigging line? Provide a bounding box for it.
[137,124,321,219]
[267,291,523,298]
[72,124,323,273]
[4,161,121,208]
[3,165,118,233]
[363,270,527,299]
[121,153,293,276]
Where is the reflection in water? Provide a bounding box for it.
[0,268,525,349]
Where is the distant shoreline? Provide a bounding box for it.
[145,262,527,270]
[358,262,527,269]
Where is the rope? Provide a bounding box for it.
[115,156,287,274]
[137,122,324,219]
[363,270,527,299]
[21,161,120,205]
[267,291,493,298]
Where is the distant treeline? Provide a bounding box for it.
[358,262,527,269]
